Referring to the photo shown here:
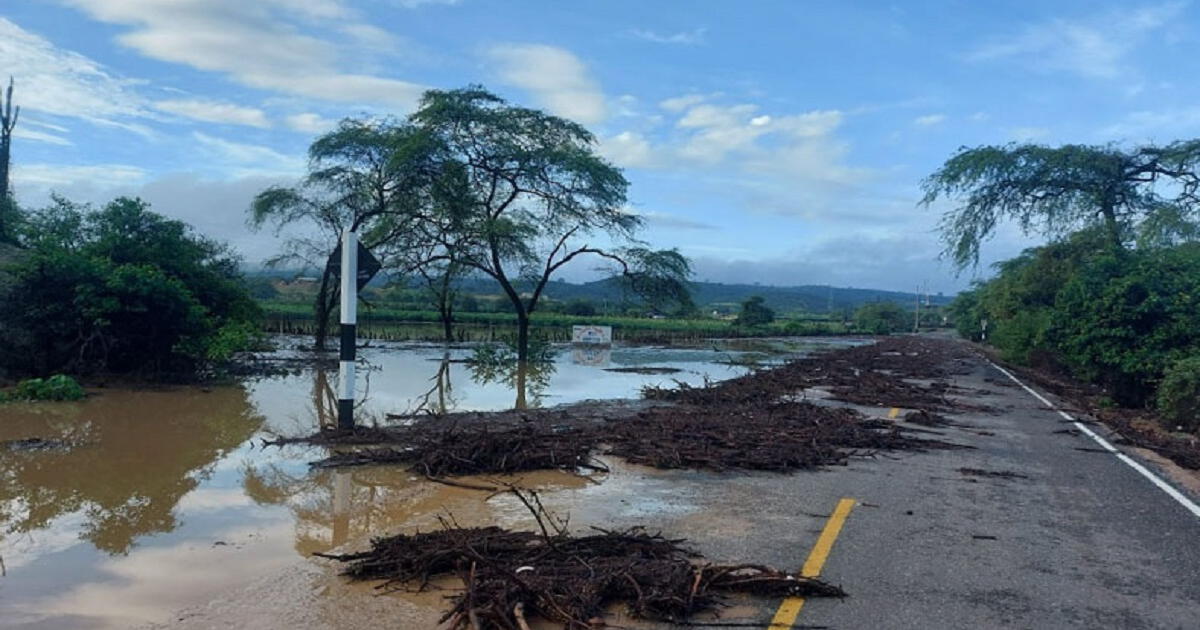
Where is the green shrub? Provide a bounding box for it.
[735,296,775,327]
[1156,357,1200,432]
[854,301,908,334]
[0,374,86,402]
[0,196,261,377]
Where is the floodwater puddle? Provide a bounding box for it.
[0,336,857,629]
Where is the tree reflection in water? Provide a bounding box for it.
[468,358,555,410]
[411,352,457,415]
[240,353,559,556]
[0,387,263,555]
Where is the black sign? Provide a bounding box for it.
[327,241,382,291]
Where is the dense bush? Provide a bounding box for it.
[563,298,598,317]
[735,295,775,327]
[1157,357,1200,432]
[0,374,85,402]
[854,301,908,334]
[0,196,261,378]
[951,232,1200,409]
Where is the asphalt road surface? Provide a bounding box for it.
[685,340,1200,630]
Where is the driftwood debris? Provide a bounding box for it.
[317,490,845,629]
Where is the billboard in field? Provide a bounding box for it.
[571,325,612,344]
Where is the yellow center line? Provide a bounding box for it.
[887,406,900,419]
[768,497,856,629]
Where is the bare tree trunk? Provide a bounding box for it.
[441,303,453,343]
[314,266,336,351]
[1100,202,1124,254]
[437,271,454,343]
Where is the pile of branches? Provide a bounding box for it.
[644,336,974,412]
[275,337,973,476]
[299,399,965,476]
[605,401,964,471]
[310,424,607,480]
[318,491,845,629]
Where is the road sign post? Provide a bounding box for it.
[330,231,382,430]
[337,231,358,430]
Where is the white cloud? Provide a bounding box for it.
[488,43,607,124]
[602,99,863,222]
[61,0,426,109]
[968,2,1185,79]
[660,94,708,112]
[1098,107,1200,141]
[155,99,271,128]
[12,163,149,191]
[285,113,338,134]
[913,114,946,126]
[636,210,716,230]
[599,131,655,168]
[628,27,707,45]
[338,23,400,53]
[13,127,73,146]
[672,103,845,168]
[192,132,305,178]
[0,17,150,124]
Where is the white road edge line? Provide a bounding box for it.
[987,360,1200,519]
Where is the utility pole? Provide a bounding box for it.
[913,284,921,333]
[337,230,358,430]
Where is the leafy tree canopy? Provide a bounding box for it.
[408,86,692,359]
[0,196,259,377]
[922,140,1200,268]
[854,301,908,335]
[735,295,775,327]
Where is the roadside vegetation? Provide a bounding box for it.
[0,196,261,381]
[928,141,1200,433]
[0,374,85,402]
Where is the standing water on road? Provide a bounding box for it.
[0,336,860,629]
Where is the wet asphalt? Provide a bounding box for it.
[637,343,1200,630]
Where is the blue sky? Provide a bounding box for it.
[2,0,1198,292]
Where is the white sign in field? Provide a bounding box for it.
[571,325,613,345]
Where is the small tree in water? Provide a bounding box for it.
[410,87,692,361]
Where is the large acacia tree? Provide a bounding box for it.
[409,86,691,361]
[250,118,435,349]
[922,141,1200,269]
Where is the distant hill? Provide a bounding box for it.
[247,267,951,314]
[527,278,950,314]
[247,268,951,314]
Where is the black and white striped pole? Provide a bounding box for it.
[337,230,358,430]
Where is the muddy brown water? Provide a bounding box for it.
[0,336,864,629]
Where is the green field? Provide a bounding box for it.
[259,300,851,343]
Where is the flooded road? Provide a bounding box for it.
[0,336,859,629]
